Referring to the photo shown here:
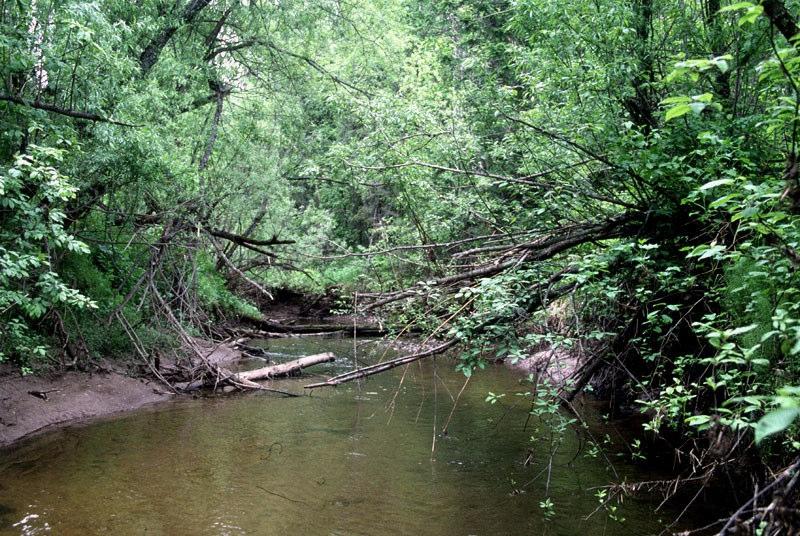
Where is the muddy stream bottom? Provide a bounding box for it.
[0,337,696,535]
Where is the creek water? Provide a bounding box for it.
[0,338,691,535]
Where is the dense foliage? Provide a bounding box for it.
[3,0,800,531]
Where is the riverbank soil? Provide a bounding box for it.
[0,339,243,447]
[505,347,578,385]
[0,368,171,446]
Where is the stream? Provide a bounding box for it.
[0,337,694,535]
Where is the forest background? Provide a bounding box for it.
[3,0,800,532]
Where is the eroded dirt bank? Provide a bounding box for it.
[0,307,437,449]
[0,340,242,447]
[0,370,171,446]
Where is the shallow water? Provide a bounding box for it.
[0,338,686,535]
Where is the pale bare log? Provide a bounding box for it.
[236,352,335,381]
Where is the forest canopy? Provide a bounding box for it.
[3,0,800,532]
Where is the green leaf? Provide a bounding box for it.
[661,96,691,105]
[686,415,712,427]
[665,104,692,121]
[715,58,730,73]
[725,323,758,337]
[738,5,763,25]
[689,102,707,114]
[755,408,800,443]
[718,2,754,13]
[709,193,739,208]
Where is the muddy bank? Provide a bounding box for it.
[0,340,242,448]
[505,347,580,385]
[0,370,171,447]
[0,328,442,448]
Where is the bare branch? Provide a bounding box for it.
[362,212,636,310]
[206,228,295,247]
[305,340,458,388]
[205,37,373,98]
[198,92,224,172]
[0,94,138,127]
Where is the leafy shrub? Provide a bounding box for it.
[196,254,262,319]
[0,144,96,367]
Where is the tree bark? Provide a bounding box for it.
[0,94,136,126]
[206,228,296,247]
[198,91,224,172]
[762,0,800,42]
[139,0,214,75]
[624,0,657,132]
[236,352,335,381]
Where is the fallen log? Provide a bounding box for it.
[246,330,348,339]
[305,341,456,388]
[305,271,579,389]
[235,352,335,381]
[253,319,389,336]
[176,352,335,393]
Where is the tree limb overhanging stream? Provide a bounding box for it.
[3,0,800,532]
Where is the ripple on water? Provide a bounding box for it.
[0,337,696,535]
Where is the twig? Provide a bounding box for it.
[0,94,139,126]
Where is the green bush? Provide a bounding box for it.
[196,254,262,320]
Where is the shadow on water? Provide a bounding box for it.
[0,503,16,530]
[0,337,699,535]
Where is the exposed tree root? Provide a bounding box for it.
[717,456,800,535]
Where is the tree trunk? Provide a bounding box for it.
[762,0,800,42]
[235,352,335,381]
[139,0,214,75]
[624,0,657,132]
[705,0,731,101]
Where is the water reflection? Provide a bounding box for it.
[1,338,687,535]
